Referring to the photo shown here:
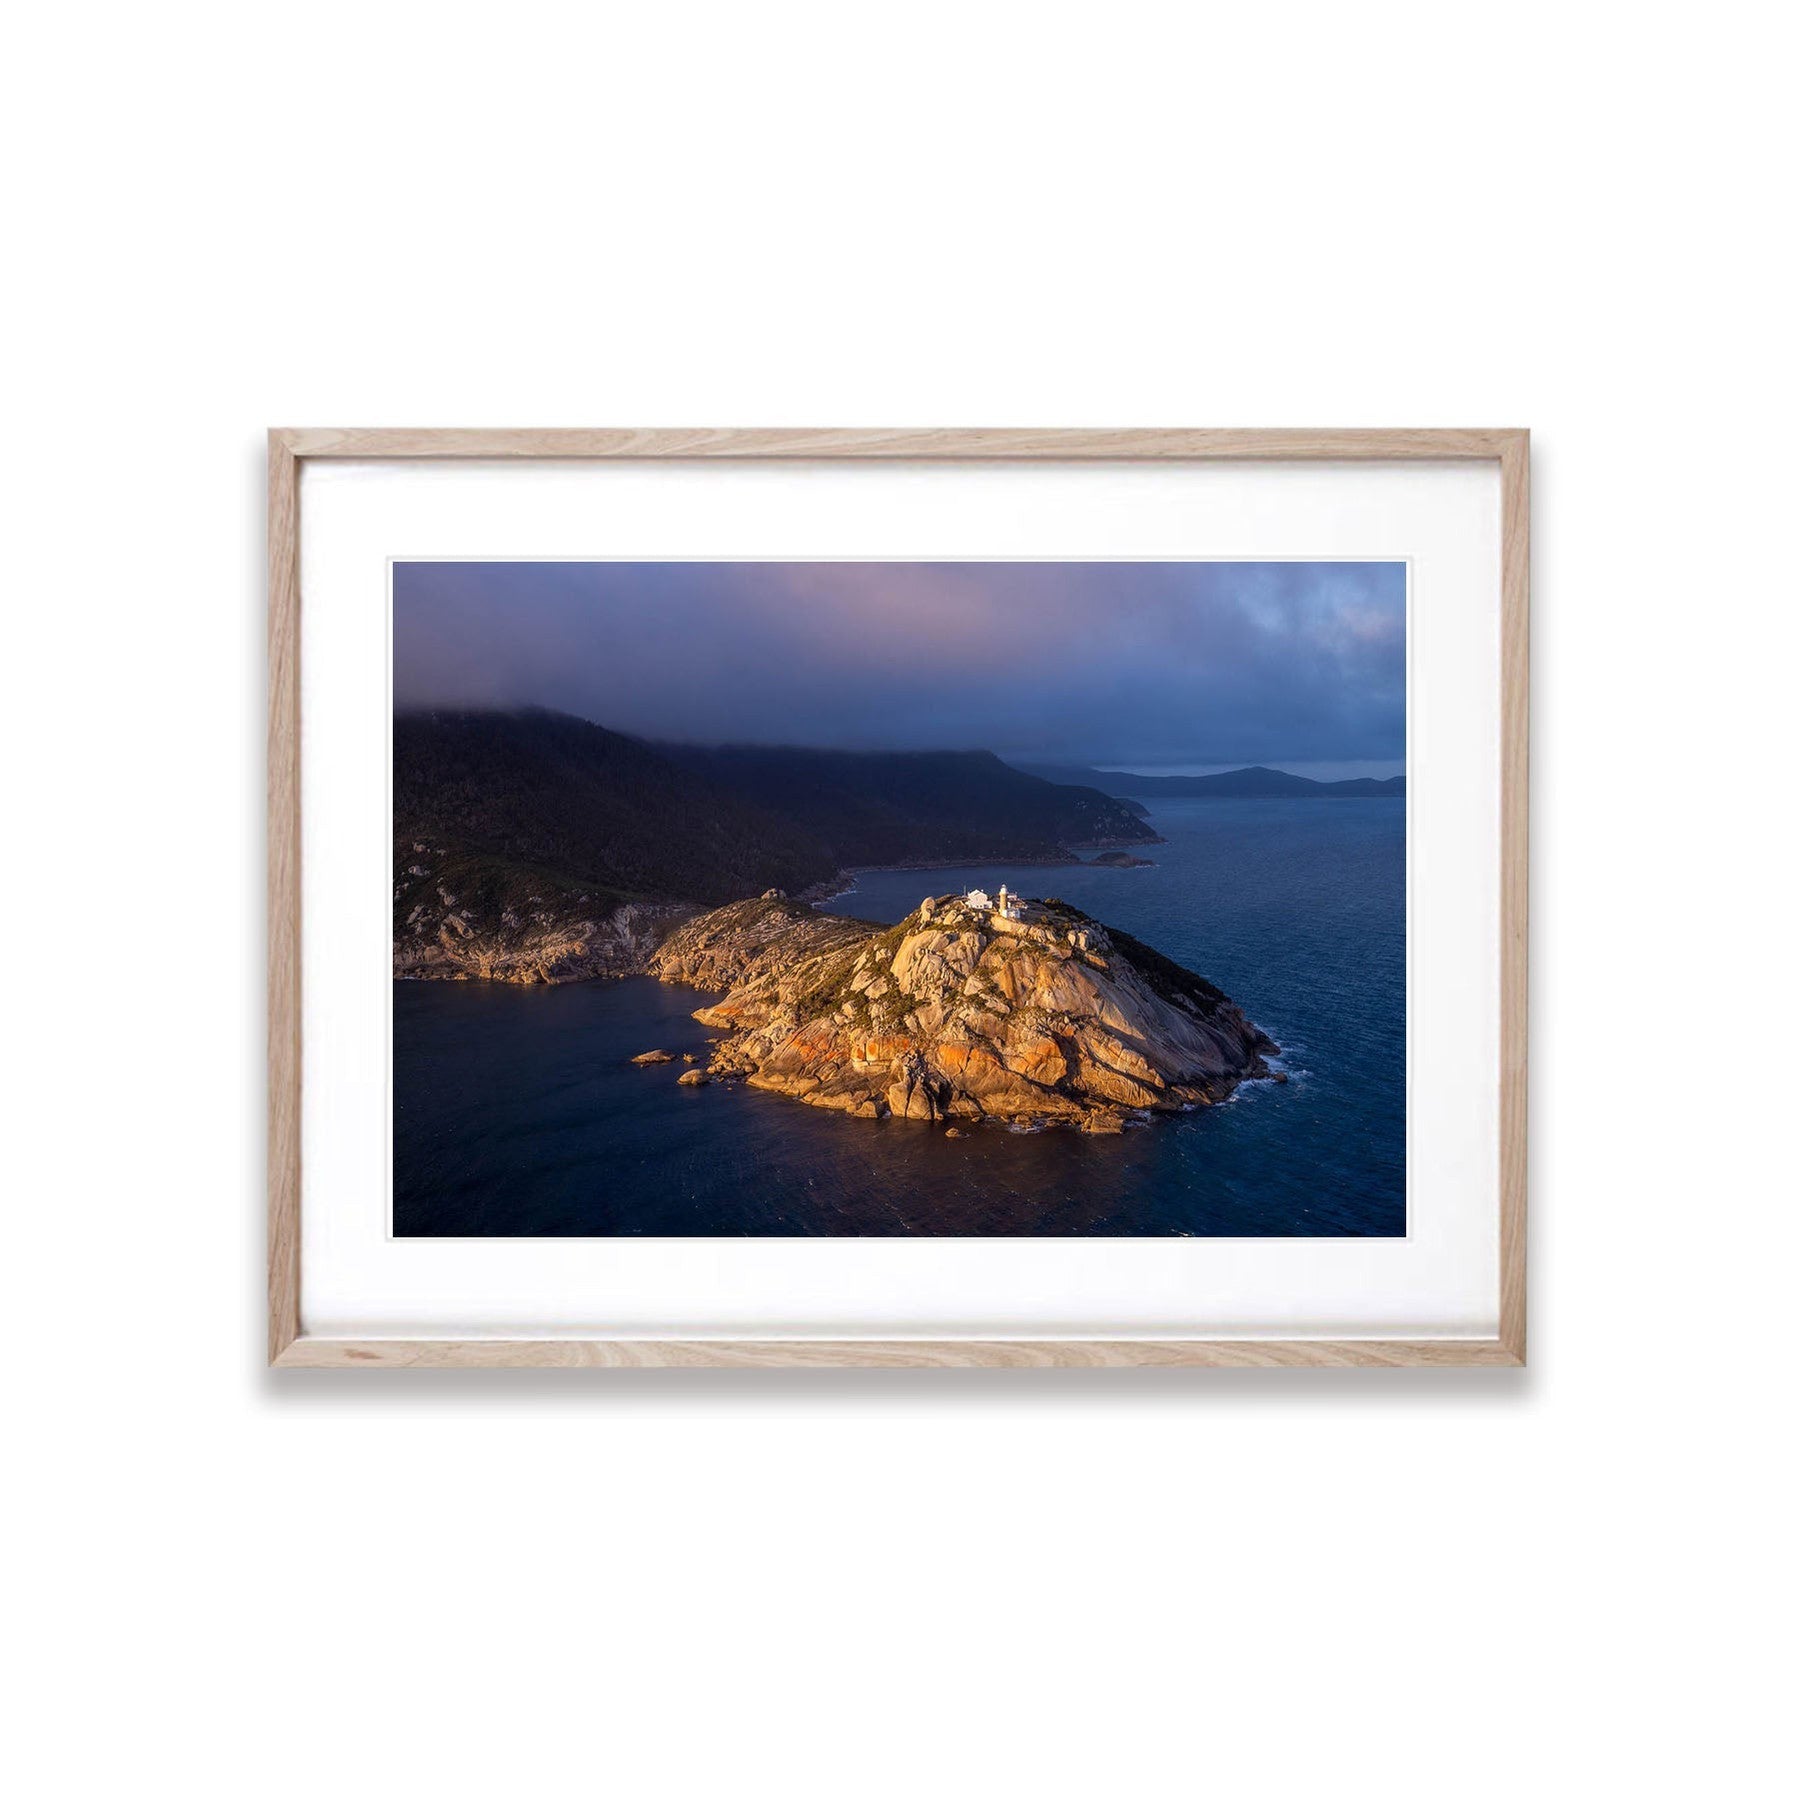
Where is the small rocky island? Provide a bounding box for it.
[645,889,1276,1133]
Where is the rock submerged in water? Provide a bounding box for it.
[630,1049,677,1065]
[646,891,1277,1134]
[677,1068,709,1086]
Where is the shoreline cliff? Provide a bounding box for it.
[645,892,1277,1133]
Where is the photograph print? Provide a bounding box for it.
[393,560,1405,1237]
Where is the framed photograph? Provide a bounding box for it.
[270,429,1527,1367]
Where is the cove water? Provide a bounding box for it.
[393,798,1405,1236]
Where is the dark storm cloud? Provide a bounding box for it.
[391,561,1405,768]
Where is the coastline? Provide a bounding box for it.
[797,840,1161,906]
[397,842,1171,985]
[797,854,1078,906]
[393,798,1405,1236]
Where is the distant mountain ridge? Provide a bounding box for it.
[1012,761,1406,799]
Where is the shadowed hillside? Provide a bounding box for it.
[660,744,1160,866]
[394,712,1163,984]
[395,710,838,909]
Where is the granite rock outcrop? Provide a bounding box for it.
[646,893,1277,1131]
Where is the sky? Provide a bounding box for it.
[392,561,1406,773]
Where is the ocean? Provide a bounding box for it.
[392,797,1406,1236]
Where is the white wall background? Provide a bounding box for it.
[6,5,1793,1797]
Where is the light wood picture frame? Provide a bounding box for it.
[269,428,1528,1368]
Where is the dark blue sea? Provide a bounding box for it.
[392,798,1406,1236]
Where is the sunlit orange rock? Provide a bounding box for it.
[645,892,1276,1135]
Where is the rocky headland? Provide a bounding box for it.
[393,845,697,984]
[644,891,1277,1133]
